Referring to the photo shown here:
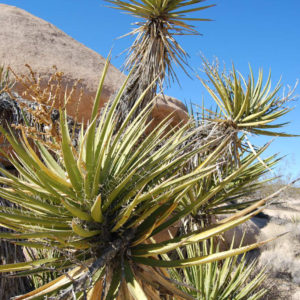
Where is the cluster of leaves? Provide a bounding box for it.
[199,59,296,137]
[1,53,296,298]
[165,237,267,299]
[0,60,282,299]
[107,0,214,84]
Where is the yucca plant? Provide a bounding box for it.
[106,0,214,126]
[108,0,214,82]
[173,60,298,226]
[0,1,297,298]
[0,61,274,299]
[197,60,298,177]
[199,60,296,137]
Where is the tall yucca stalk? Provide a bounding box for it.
[0,62,273,299]
[107,0,214,126]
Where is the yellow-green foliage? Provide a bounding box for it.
[0,62,275,299]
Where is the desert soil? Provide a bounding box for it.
[256,196,300,299]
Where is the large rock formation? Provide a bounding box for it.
[0,4,188,126]
[0,3,122,119]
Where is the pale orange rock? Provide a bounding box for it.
[0,3,123,120]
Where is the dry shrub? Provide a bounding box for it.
[5,65,83,154]
[258,222,300,284]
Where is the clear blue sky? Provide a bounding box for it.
[2,0,300,179]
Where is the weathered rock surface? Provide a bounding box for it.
[151,94,189,131]
[0,4,188,125]
[0,3,123,119]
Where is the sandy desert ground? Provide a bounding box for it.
[255,195,300,299]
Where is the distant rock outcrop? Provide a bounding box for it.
[0,4,188,126]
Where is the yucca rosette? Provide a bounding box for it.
[0,62,276,299]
